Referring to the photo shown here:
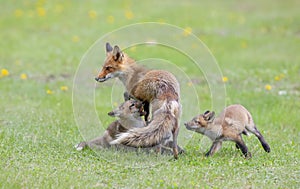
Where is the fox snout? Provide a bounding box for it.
[95,76,109,82]
[184,122,193,129]
[107,111,116,117]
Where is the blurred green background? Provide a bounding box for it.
[1,0,299,188]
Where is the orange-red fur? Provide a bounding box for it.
[95,43,182,159]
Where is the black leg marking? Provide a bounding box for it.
[254,129,271,153]
[236,139,251,158]
[143,101,150,122]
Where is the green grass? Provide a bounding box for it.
[1,0,299,188]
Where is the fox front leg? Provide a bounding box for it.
[123,92,140,101]
[123,92,130,101]
[205,141,222,157]
[235,136,251,159]
[75,141,88,151]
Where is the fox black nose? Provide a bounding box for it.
[108,111,115,116]
[95,77,100,82]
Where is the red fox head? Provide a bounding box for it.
[108,99,146,118]
[184,110,215,131]
[95,43,125,82]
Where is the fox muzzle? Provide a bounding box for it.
[107,111,115,117]
[95,77,108,82]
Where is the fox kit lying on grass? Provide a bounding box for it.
[184,104,270,158]
[75,99,179,155]
[95,43,182,159]
[75,99,146,150]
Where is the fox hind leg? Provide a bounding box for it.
[246,124,271,153]
[172,123,180,159]
[253,127,271,153]
[142,101,150,122]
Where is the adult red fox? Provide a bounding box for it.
[184,104,270,158]
[95,43,182,159]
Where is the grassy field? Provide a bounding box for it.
[1,0,299,188]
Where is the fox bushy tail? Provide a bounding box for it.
[110,100,179,147]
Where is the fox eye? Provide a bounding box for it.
[195,120,201,124]
[105,66,113,71]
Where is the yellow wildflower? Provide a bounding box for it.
[60,86,68,91]
[36,7,46,17]
[1,69,9,76]
[241,41,248,48]
[265,84,272,91]
[183,27,192,37]
[46,89,54,94]
[107,15,114,24]
[187,82,193,87]
[222,76,228,83]
[14,9,23,17]
[125,10,134,19]
[0,69,9,78]
[275,74,285,81]
[72,35,80,43]
[88,10,97,19]
[20,73,27,80]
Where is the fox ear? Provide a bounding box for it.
[106,42,113,53]
[203,110,214,122]
[204,110,210,115]
[113,45,123,62]
[207,111,215,122]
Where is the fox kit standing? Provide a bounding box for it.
[95,43,182,159]
[75,99,146,150]
[184,104,270,158]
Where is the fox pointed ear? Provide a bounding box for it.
[209,111,215,121]
[113,45,123,62]
[106,42,113,53]
[203,110,214,122]
[204,110,210,115]
[207,111,215,122]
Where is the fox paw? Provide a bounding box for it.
[75,142,87,151]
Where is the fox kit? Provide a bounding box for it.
[75,99,146,150]
[184,104,270,158]
[95,43,182,159]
